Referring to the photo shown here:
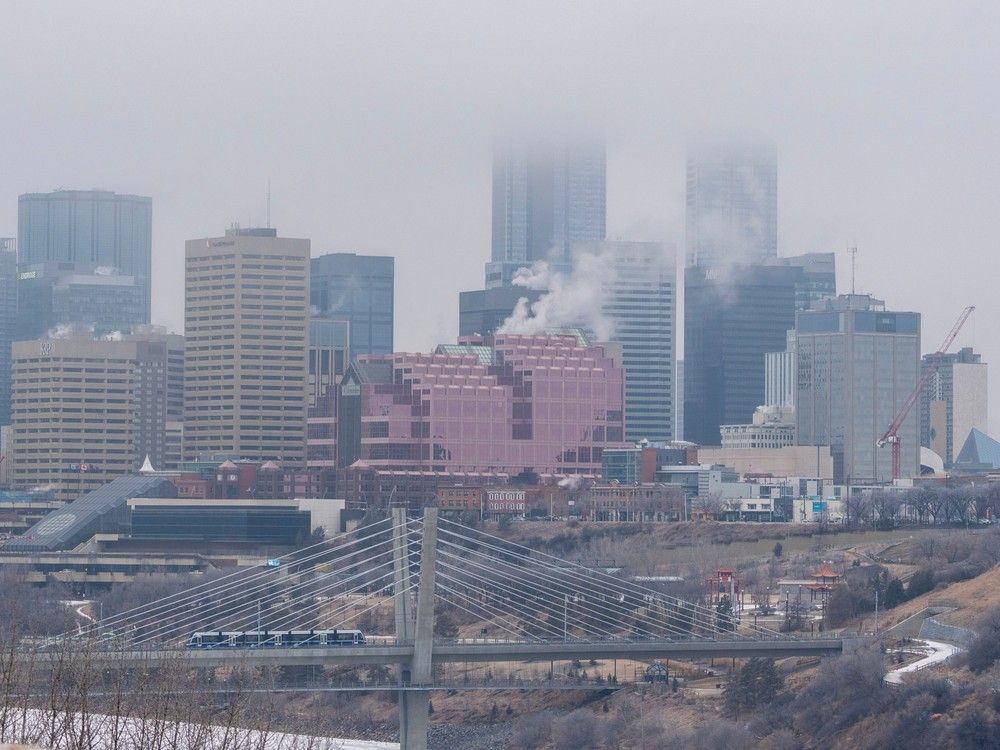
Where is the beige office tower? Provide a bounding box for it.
[11,330,184,503]
[183,228,310,465]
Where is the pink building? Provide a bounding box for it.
[336,333,627,478]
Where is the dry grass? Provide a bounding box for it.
[873,561,1000,630]
[494,520,815,547]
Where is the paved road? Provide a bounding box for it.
[885,639,960,685]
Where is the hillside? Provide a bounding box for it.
[878,561,1000,631]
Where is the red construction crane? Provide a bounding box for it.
[877,305,975,480]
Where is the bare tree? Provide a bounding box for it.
[842,493,871,528]
[693,492,725,520]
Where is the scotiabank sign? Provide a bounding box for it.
[486,490,526,513]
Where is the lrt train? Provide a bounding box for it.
[187,629,365,648]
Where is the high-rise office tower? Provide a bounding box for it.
[305,318,351,473]
[674,360,684,441]
[765,331,797,409]
[761,253,836,413]
[0,239,15,426]
[11,329,184,503]
[183,227,310,464]
[486,139,606,288]
[765,252,836,311]
[458,286,544,337]
[16,262,145,340]
[920,347,988,466]
[18,190,152,321]
[597,241,676,442]
[684,264,800,446]
[686,139,777,268]
[124,326,185,470]
[310,253,394,356]
[796,294,920,483]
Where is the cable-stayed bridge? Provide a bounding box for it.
[48,509,843,749]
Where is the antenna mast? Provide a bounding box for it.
[849,246,857,294]
[266,181,272,229]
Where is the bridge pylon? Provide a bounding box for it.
[394,507,437,750]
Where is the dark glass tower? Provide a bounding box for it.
[459,286,543,337]
[684,264,800,445]
[310,253,394,356]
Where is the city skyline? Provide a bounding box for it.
[3,8,1000,747]
[0,4,996,434]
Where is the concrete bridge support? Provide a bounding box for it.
[394,508,437,750]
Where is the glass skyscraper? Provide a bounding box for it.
[16,262,145,341]
[459,286,543,337]
[599,241,677,443]
[795,294,921,483]
[684,264,800,446]
[487,139,606,288]
[310,253,394,356]
[684,253,836,447]
[686,140,777,268]
[0,239,16,426]
[18,190,152,321]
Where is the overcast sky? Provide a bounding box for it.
[2,1,998,433]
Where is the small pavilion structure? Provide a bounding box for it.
[805,563,841,602]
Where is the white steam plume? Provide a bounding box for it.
[557,475,586,491]
[497,248,617,340]
[46,324,92,339]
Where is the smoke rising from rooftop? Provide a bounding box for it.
[497,248,618,340]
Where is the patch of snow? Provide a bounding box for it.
[0,708,399,749]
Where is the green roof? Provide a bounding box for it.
[436,344,495,365]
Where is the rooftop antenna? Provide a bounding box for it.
[266,180,272,229]
[849,246,858,294]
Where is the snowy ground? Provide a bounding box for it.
[884,639,961,685]
[0,708,398,750]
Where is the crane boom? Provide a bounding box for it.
[877,305,975,480]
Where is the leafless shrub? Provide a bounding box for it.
[510,711,552,749]
[689,722,755,750]
[550,709,596,750]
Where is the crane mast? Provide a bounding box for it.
[877,305,975,480]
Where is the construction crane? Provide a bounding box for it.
[878,305,975,480]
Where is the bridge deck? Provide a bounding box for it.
[40,638,843,669]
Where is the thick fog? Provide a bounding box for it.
[1,1,998,431]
